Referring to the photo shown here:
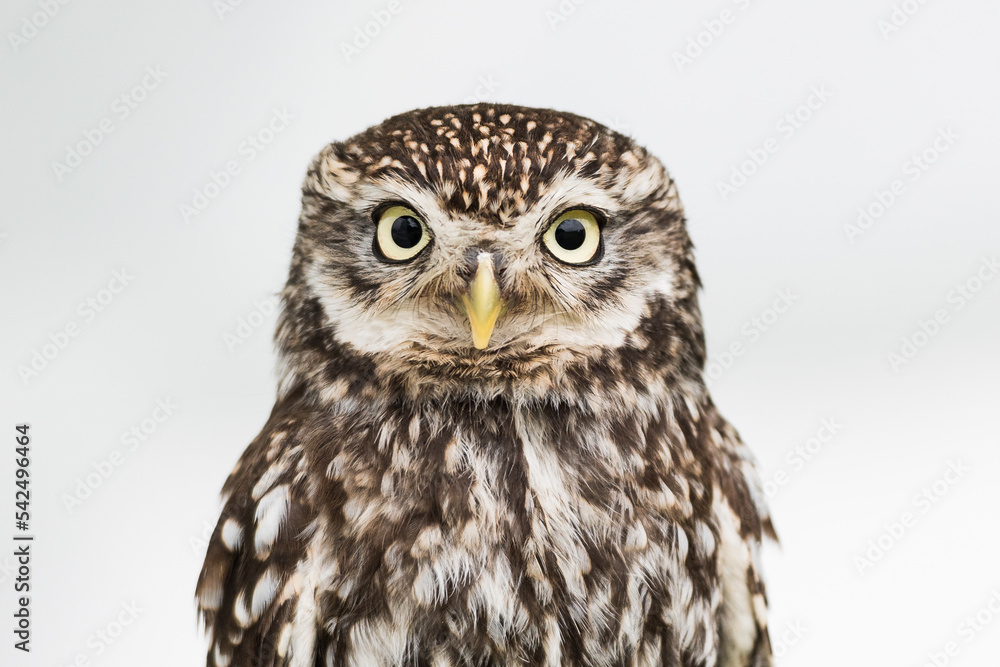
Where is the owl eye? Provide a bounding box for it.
[542,209,602,265]
[374,205,430,262]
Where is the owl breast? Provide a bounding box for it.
[306,401,721,666]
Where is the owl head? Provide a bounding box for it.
[277,104,705,407]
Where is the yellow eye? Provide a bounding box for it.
[374,205,430,262]
[542,209,602,265]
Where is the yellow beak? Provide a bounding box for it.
[461,254,503,350]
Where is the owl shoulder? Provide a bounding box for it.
[707,406,776,543]
[196,396,324,667]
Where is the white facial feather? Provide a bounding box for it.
[308,172,672,359]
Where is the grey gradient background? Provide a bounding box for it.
[2,1,999,665]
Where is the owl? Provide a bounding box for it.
[196,104,775,667]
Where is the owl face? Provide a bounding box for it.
[282,104,701,398]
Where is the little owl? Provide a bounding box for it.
[197,103,775,667]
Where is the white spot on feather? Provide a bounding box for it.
[234,591,251,628]
[255,485,290,554]
[277,623,293,657]
[221,518,243,551]
[252,464,284,500]
[214,644,231,667]
[625,522,648,551]
[252,568,279,619]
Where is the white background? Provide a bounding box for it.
[2,1,999,665]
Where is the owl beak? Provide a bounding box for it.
[461,253,503,350]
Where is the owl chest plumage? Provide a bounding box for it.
[295,395,724,665]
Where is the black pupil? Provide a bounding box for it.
[554,219,587,250]
[390,215,422,248]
